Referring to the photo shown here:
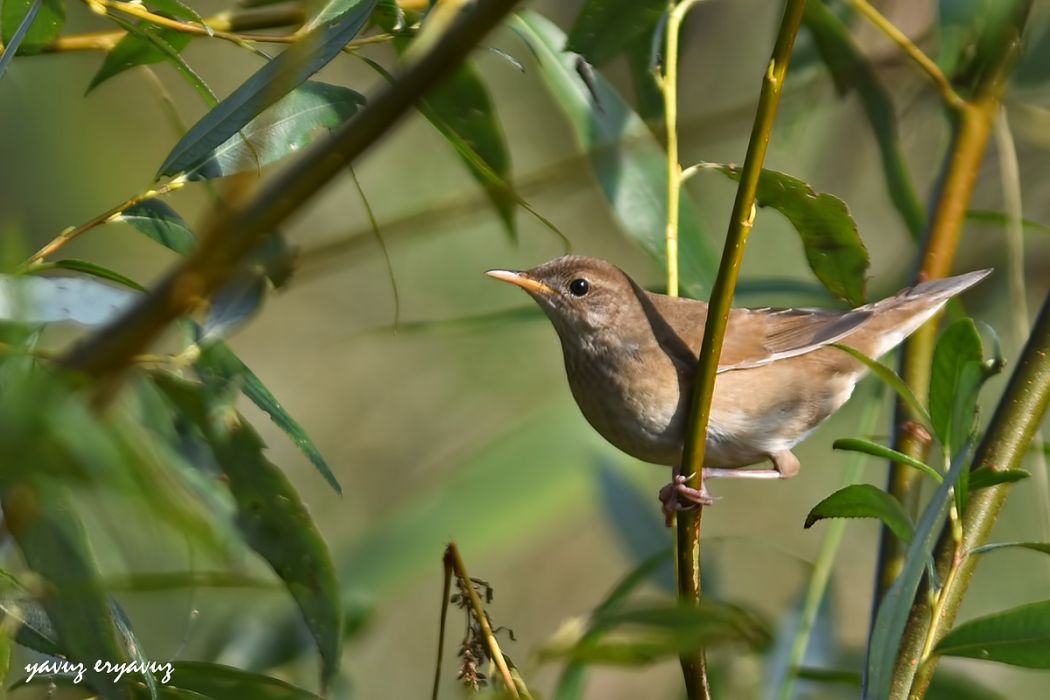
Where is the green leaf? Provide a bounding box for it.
[865,442,970,699]
[969,468,1029,491]
[802,2,925,240]
[303,0,370,33]
[832,438,942,483]
[966,209,1050,234]
[596,464,672,586]
[712,164,868,306]
[830,343,933,426]
[541,601,769,665]
[157,2,375,179]
[936,0,987,78]
[3,487,129,700]
[804,484,914,543]
[0,273,136,327]
[927,670,1006,700]
[200,271,268,342]
[930,318,985,457]
[512,11,717,298]
[42,260,146,292]
[88,28,193,92]
[194,341,341,494]
[177,81,365,180]
[933,599,1050,668]
[153,373,342,688]
[1,0,63,55]
[624,26,664,123]
[0,0,39,78]
[565,0,665,66]
[118,199,197,255]
[969,541,1050,557]
[145,0,203,23]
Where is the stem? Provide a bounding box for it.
[60,0,524,387]
[893,292,1050,699]
[845,0,964,111]
[444,542,519,698]
[671,1,807,697]
[873,0,1031,608]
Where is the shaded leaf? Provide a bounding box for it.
[934,599,1050,668]
[118,199,197,255]
[930,318,985,458]
[803,2,925,240]
[833,438,941,483]
[0,274,136,327]
[831,343,932,426]
[969,541,1050,557]
[200,271,268,342]
[88,28,193,92]
[157,3,375,179]
[565,0,665,66]
[713,164,868,306]
[44,260,146,292]
[178,81,366,180]
[864,442,970,699]
[146,0,203,23]
[927,669,1006,700]
[153,374,342,687]
[804,484,914,543]
[194,341,341,494]
[624,24,664,123]
[303,0,370,33]
[512,11,717,298]
[966,209,1050,234]
[596,463,672,587]
[968,468,1029,491]
[1,0,63,55]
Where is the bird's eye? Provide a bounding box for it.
[568,278,590,297]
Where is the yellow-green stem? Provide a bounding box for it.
[670,1,807,698]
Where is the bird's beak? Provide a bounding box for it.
[485,269,554,296]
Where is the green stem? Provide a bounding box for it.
[892,292,1050,699]
[59,0,524,387]
[672,1,807,697]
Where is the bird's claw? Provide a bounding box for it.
[659,472,717,526]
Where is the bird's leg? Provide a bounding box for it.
[702,450,801,481]
[659,465,715,526]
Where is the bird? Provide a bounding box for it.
[485,256,991,520]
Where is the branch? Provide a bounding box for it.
[892,292,1050,698]
[672,1,807,697]
[59,0,524,387]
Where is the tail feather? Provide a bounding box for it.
[903,268,993,302]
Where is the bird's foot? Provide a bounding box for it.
[659,470,716,527]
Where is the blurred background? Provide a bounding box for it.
[1,0,1049,697]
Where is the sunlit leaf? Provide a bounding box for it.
[0,274,136,327]
[512,11,717,298]
[157,1,375,179]
[830,343,932,426]
[930,318,985,458]
[176,81,366,180]
[712,164,868,306]
[43,260,146,292]
[804,484,914,543]
[1,0,63,56]
[969,541,1050,557]
[153,373,342,688]
[968,468,1029,491]
[864,442,970,699]
[303,0,370,33]
[194,342,341,494]
[0,0,41,78]
[118,199,197,255]
[565,0,665,66]
[803,2,925,240]
[146,0,203,23]
[88,28,193,93]
[832,438,941,483]
[934,600,1050,668]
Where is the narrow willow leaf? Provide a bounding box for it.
[968,468,1029,491]
[864,443,970,699]
[966,209,1050,234]
[112,601,159,700]
[512,11,717,298]
[714,164,868,306]
[146,0,203,24]
[542,601,769,665]
[1,0,63,56]
[926,670,1006,700]
[0,0,40,78]
[933,599,1050,668]
[303,0,370,33]
[194,342,341,494]
[794,667,861,686]
[45,260,146,292]
[802,2,925,240]
[930,318,985,457]
[179,81,365,180]
[596,465,672,586]
[624,26,664,123]
[153,374,342,688]
[200,272,268,342]
[157,2,375,179]
[4,488,129,700]
[830,343,932,427]
[804,484,914,543]
[936,0,986,78]
[0,274,136,327]
[565,0,665,66]
[88,28,193,92]
[118,199,197,255]
[969,541,1050,557]
[832,438,941,483]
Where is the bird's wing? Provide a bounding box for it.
[716,306,873,372]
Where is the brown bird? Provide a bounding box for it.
[486,256,990,518]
